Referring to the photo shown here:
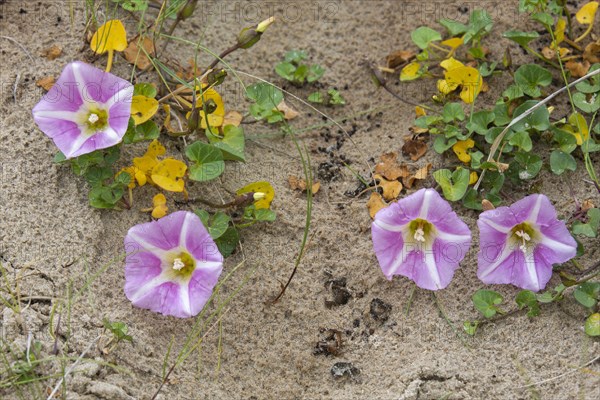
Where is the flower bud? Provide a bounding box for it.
[253,192,266,201]
[179,0,198,20]
[256,16,275,33]
[237,17,275,49]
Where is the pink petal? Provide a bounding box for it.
[124,211,224,318]
[371,223,407,280]
[126,212,188,252]
[371,189,471,290]
[181,212,223,263]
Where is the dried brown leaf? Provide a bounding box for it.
[36,76,55,91]
[582,199,595,212]
[402,163,431,189]
[41,45,62,60]
[565,60,590,78]
[482,199,495,211]
[277,100,299,120]
[409,126,429,134]
[223,111,243,127]
[402,139,428,161]
[374,152,410,180]
[374,174,402,201]
[367,192,386,219]
[289,175,320,194]
[583,40,600,64]
[124,35,155,70]
[542,46,556,60]
[386,50,415,69]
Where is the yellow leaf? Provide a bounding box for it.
[133,156,158,176]
[564,112,589,145]
[440,57,464,71]
[452,139,475,163]
[151,193,168,219]
[576,2,598,25]
[445,66,483,103]
[90,20,128,54]
[554,18,566,45]
[441,37,464,50]
[131,95,159,125]
[415,106,426,117]
[400,62,421,81]
[133,139,165,175]
[189,87,226,129]
[437,79,458,94]
[118,166,146,189]
[236,181,274,209]
[151,159,187,192]
[469,171,478,185]
[146,139,166,158]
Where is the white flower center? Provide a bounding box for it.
[88,113,99,124]
[414,227,426,242]
[515,230,531,253]
[172,258,185,271]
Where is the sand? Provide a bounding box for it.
[1,0,599,399]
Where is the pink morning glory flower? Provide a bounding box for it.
[477,194,577,292]
[372,188,472,290]
[124,211,224,318]
[32,61,133,159]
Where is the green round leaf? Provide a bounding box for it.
[503,30,540,47]
[411,26,442,49]
[472,289,504,318]
[573,92,600,113]
[549,150,576,175]
[575,64,600,93]
[185,141,225,181]
[433,168,470,201]
[584,313,600,336]
[514,64,552,98]
[208,125,246,162]
[511,100,550,132]
[573,282,600,308]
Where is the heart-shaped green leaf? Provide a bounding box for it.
[514,64,552,97]
[411,26,442,49]
[503,30,540,47]
[472,289,504,318]
[549,150,576,175]
[433,168,470,201]
[185,141,225,181]
[208,125,246,162]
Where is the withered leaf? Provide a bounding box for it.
[277,100,299,120]
[583,40,600,64]
[374,152,410,180]
[386,50,415,69]
[124,35,155,70]
[374,174,402,201]
[403,163,432,189]
[565,60,590,78]
[36,76,55,91]
[482,199,495,211]
[367,192,386,219]
[41,45,62,60]
[582,199,595,212]
[289,175,320,194]
[402,139,428,161]
[223,111,243,127]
